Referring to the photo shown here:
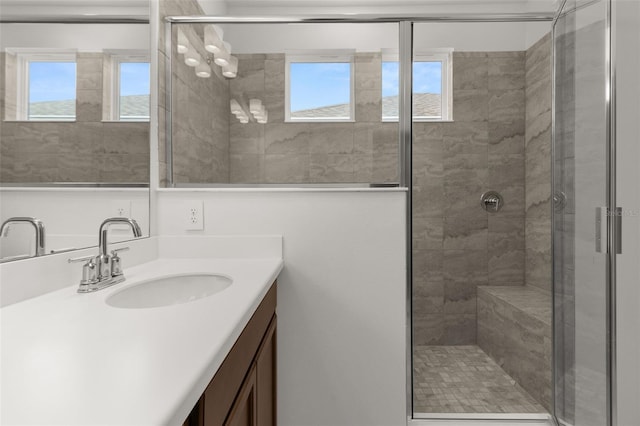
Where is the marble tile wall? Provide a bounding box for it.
[171,34,230,184]
[158,0,229,186]
[228,52,398,184]
[525,34,552,292]
[0,52,150,183]
[413,51,527,346]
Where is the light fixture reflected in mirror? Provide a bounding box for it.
[249,99,268,124]
[184,49,201,67]
[177,29,189,54]
[249,98,262,114]
[214,41,231,66]
[204,24,224,54]
[222,55,238,78]
[230,99,243,114]
[230,98,250,123]
[195,61,211,78]
[176,26,236,79]
[229,98,269,124]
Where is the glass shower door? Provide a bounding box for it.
[553,1,612,425]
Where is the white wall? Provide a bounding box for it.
[223,20,551,54]
[0,23,149,51]
[0,188,149,258]
[526,21,553,48]
[157,189,407,426]
[0,0,148,20]
[614,0,640,423]
[218,0,557,16]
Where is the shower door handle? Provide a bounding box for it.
[596,207,604,253]
[595,207,623,254]
[615,207,622,254]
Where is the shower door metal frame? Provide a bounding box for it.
[163,13,557,424]
[551,0,617,425]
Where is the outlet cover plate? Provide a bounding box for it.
[184,200,204,230]
[111,200,131,218]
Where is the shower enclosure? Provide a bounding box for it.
[164,3,622,423]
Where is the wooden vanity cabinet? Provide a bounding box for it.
[184,282,277,426]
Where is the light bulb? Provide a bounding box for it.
[249,99,262,114]
[230,99,242,114]
[204,25,224,54]
[214,41,231,67]
[184,50,201,67]
[222,55,238,78]
[195,62,211,78]
[177,29,189,54]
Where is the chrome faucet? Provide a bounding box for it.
[0,217,46,258]
[97,217,142,280]
[69,217,142,293]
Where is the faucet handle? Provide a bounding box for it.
[110,247,129,277]
[110,247,130,255]
[68,255,95,264]
[68,255,99,286]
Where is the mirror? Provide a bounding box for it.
[166,22,400,187]
[0,3,151,262]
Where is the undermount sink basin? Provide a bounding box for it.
[106,273,232,309]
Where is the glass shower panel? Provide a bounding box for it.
[553,1,610,425]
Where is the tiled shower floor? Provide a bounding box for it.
[413,345,546,414]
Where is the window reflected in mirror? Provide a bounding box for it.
[0,19,151,263]
[166,22,401,186]
[0,23,150,184]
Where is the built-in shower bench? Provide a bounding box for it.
[477,285,552,411]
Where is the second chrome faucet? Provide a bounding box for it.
[69,217,142,293]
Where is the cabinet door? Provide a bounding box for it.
[256,317,277,426]
[225,365,257,426]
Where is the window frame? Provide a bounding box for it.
[13,49,77,121]
[285,50,356,123]
[109,51,151,122]
[381,49,453,122]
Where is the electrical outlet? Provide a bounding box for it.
[184,200,204,230]
[112,200,131,218]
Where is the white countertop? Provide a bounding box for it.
[1,256,283,425]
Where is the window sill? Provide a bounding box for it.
[284,119,356,124]
[101,120,150,123]
[381,119,455,123]
[3,120,76,123]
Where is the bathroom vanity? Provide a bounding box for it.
[0,236,283,425]
[186,282,277,426]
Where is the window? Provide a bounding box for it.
[381,50,452,121]
[285,51,355,122]
[110,54,150,121]
[15,52,77,121]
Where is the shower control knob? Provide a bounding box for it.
[480,191,503,213]
[554,191,567,211]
